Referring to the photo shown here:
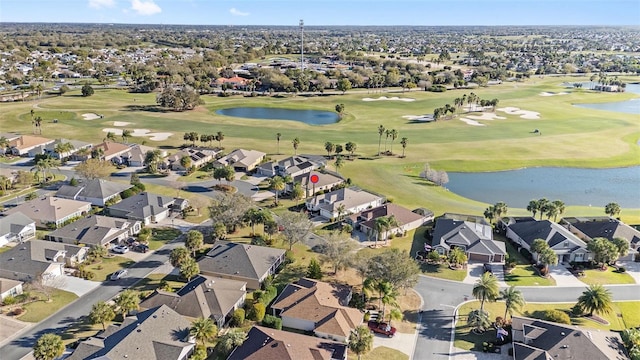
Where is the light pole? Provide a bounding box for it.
[299,19,304,71]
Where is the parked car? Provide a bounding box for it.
[112,245,129,254]
[110,269,128,281]
[133,244,149,253]
[483,263,493,274]
[367,321,396,337]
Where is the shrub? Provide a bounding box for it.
[571,304,584,316]
[363,311,371,322]
[262,275,273,289]
[427,251,441,263]
[544,310,571,324]
[262,314,282,330]
[232,309,245,327]
[284,250,295,265]
[80,270,96,280]
[306,258,322,279]
[617,266,626,273]
[2,295,16,306]
[247,302,266,322]
[251,236,266,246]
[255,286,278,306]
[13,307,23,315]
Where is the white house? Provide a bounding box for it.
[0,212,36,246]
[507,220,592,264]
[306,186,384,220]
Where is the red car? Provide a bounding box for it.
[367,321,396,337]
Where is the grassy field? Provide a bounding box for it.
[455,300,640,350]
[86,255,135,281]
[1,75,639,222]
[19,289,78,323]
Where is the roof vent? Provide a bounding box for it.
[561,332,565,336]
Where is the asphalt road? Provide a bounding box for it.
[413,275,640,360]
[0,238,184,360]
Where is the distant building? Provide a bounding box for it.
[563,216,640,261]
[214,149,266,172]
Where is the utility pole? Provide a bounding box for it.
[299,19,304,71]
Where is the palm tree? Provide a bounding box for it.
[536,198,549,220]
[335,156,344,175]
[292,137,300,155]
[345,141,357,159]
[106,131,117,142]
[538,247,558,273]
[33,333,64,360]
[217,328,247,356]
[577,284,613,316]
[216,131,224,148]
[472,272,499,312]
[143,149,162,174]
[526,200,539,218]
[494,201,508,219]
[32,157,60,184]
[467,309,491,334]
[336,203,346,222]
[0,175,12,193]
[400,137,408,157]
[33,116,43,134]
[269,176,285,205]
[90,301,115,330]
[325,141,335,158]
[377,125,385,155]
[276,132,282,154]
[500,286,526,319]
[373,216,390,247]
[384,129,391,153]
[388,308,403,327]
[190,317,218,347]
[349,325,374,360]
[121,129,132,143]
[379,282,399,320]
[605,202,621,217]
[54,142,74,162]
[552,200,565,222]
[389,129,398,155]
[114,289,139,320]
[545,202,559,220]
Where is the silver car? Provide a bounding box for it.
[110,269,128,281]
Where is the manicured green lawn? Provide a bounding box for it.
[147,227,182,250]
[579,266,636,285]
[86,255,135,281]
[348,346,409,360]
[19,289,78,322]
[421,263,468,282]
[504,265,556,286]
[131,273,185,297]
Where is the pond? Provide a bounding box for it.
[446,166,640,208]
[572,83,640,115]
[216,107,339,125]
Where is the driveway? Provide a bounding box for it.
[55,275,101,297]
[372,331,417,357]
[618,261,640,284]
[549,265,586,287]
[0,316,31,348]
[463,263,507,287]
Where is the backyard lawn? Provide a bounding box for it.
[579,266,635,285]
[19,289,78,323]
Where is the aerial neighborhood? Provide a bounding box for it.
[0,17,639,360]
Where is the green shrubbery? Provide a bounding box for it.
[232,308,245,327]
[262,314,282,330]
[543,309,571,324]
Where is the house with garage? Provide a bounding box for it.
[0,133,20,155]
[507,220,592,264]
[121,144,167,167]
[140,275,246,329]
[287,170,344,198]
[67,305,195,360]
[510,316,627,360]
[107,192,177,225]
[91,141,131,162]
[214,149,266,172]
[0,212,36,246]
[257,155,326,178]
[563,216,640,261]
[165,147,218,171]
[0,277,24,301]
[228,326,348,360]
[56,178,132,206]
[4,196,91,229]
[432,217,507,263]
[346,203,432,240]
[306,186,385,220]
[270,278,361,343]
[45,215,141,248]
[197,241,285,290]
[0,239,87,282]
[41,138,93,160]
[8,135,55,157]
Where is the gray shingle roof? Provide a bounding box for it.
[0,212,34,237]
[107,192,175,220]
[46,215,137,247]
[432,218,506,257]
[57,179,132,201]
[197,241,285,281]
[566,216,640,246]
[508,220,587,251]
[0,240,82,280]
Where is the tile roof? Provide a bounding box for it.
[352,203,425,229]
[92,141,131,159]
[9,135,54,150]
[197,241,285,281]
[228,326,347,360]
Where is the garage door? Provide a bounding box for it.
[469,253,490,262]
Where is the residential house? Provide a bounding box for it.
[0,277,23,300]
[0,239,87,282]
[197,241,285,290]
[507,220,592,264]
[9,135,55,157]
[67,305,195,360]
[0,212,36,246]
[166,147,218,171]
[432,217,507,263]
[563,216,640,261]
[510,316,627,360]
[257,155,326,178]
[4,196,91,229]
[286,170,344,198]
[271,278,361,342]
[214,76,248,89]
[228,326,347,360]
[39,138,92,160]
[56,178,132,206]
[0,133,21,155]
[121,144,167,167]
[140,275,246,329]
[214,149,266,172]
[347,203,432,240]
[306,186,385,220]
[107,192,177,225]
[45,215,141,247]
[92,141,131,162]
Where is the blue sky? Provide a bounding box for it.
[1,0,638,26]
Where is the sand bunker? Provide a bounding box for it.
[362,96,415,102]
[465,113,506,121]
[113,121,132,127]
[539,92,569,97]
[460,118,485,126]
[102,128,173,141]
[82,113,101,120]
[497,107,540,119]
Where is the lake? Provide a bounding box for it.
[216,107,339,125]
[446,166,640,208]
[573,83,640,115]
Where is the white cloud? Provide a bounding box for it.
[89,0,116,9]
[131,0,162,16]
[229,8,249,16]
